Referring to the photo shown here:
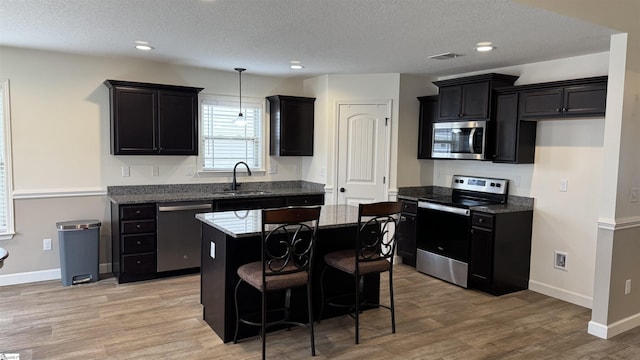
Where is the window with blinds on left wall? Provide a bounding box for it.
[0,80,15,239]
[199,95,264,172]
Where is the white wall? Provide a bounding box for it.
[304,73,401,204]
[397,74,438,187]
[433,52,609,307]
[2,46,305,194]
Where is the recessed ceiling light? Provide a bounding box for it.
[134,41,154,51]
[475,42,495,52]
[290,60,304,70]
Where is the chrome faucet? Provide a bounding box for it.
[232,161,252,191]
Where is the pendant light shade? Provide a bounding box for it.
[234,67,246,126]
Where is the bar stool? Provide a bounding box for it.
[233,206,322,360]
[319,201,402,344]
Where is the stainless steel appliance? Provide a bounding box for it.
[416,175,508,287]
[157,201,213,272]
[432,120,489,160]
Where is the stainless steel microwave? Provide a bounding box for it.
[432,120,488,160]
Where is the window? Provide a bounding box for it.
[199,95,264,171]
[0,80,14,239]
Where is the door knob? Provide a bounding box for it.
[339,187,346,193]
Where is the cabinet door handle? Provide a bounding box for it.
[136,260,141,264]
[556,108,562,112]
[478,218,484,223]
[136,224,141,228]
[136,210,141,214]
[136,241,142,245]
[563,107,568,112]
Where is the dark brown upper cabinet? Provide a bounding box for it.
[267,95,315,156]
[518,76,607,120]
[417,95,438,159]
[104,80,203,155]
[433,73,519,122]
[493,91,536,164]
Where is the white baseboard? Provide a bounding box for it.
[0,262,112,286]
[588,312,640,339]
[529,279,593,309]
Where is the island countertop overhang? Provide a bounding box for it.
[196,204,360,238]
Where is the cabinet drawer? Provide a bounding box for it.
[122,253,156,274]
[472,213,494,228]
[122,234,156,254]
[401,201,417,214]
[121,204,156,220]
[122,219,156,234]
[285,194,324,206]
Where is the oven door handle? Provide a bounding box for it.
[418,201,470,216]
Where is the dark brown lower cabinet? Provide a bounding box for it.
[469,210,533,295]
[397,200,417,267]
[111,203,157,284]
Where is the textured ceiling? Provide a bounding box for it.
[0,0,619,77]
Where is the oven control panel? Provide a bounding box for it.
[451,175,508,195]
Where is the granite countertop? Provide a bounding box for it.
[397,186,534,214]
[196,204,359,238]
[108,181,325,205]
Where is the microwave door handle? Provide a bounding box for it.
[468,128,477,153]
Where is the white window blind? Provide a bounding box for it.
[200,95,263,171]
[0,80,13,237]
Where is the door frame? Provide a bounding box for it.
[331,99,393,205]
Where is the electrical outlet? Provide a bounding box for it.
[43,238,52,251]
[631,188,639,203]
[554,250,568,271]
[152,166,159,176]
[625,279,632,295]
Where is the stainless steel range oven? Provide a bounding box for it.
[416,175,508,287]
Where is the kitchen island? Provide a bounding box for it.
[196,204,380,343]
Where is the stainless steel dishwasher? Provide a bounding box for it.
[157,201,213,272]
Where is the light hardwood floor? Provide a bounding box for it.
[1,264,639,359]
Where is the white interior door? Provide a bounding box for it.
[336,102,390,206]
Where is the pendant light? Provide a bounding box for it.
[234,67,246,126]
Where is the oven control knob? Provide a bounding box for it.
[490,182,495,187]
[496,183,501,188]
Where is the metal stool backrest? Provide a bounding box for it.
[356,201,403,268]
[261,206,322,283]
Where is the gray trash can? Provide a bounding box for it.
[56,220,101,286]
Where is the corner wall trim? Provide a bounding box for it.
[529,280,593,309]
[588,312,640,339]
[0,263,112,286]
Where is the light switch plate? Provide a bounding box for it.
[560,179,568,192]
[121,166,130,177]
